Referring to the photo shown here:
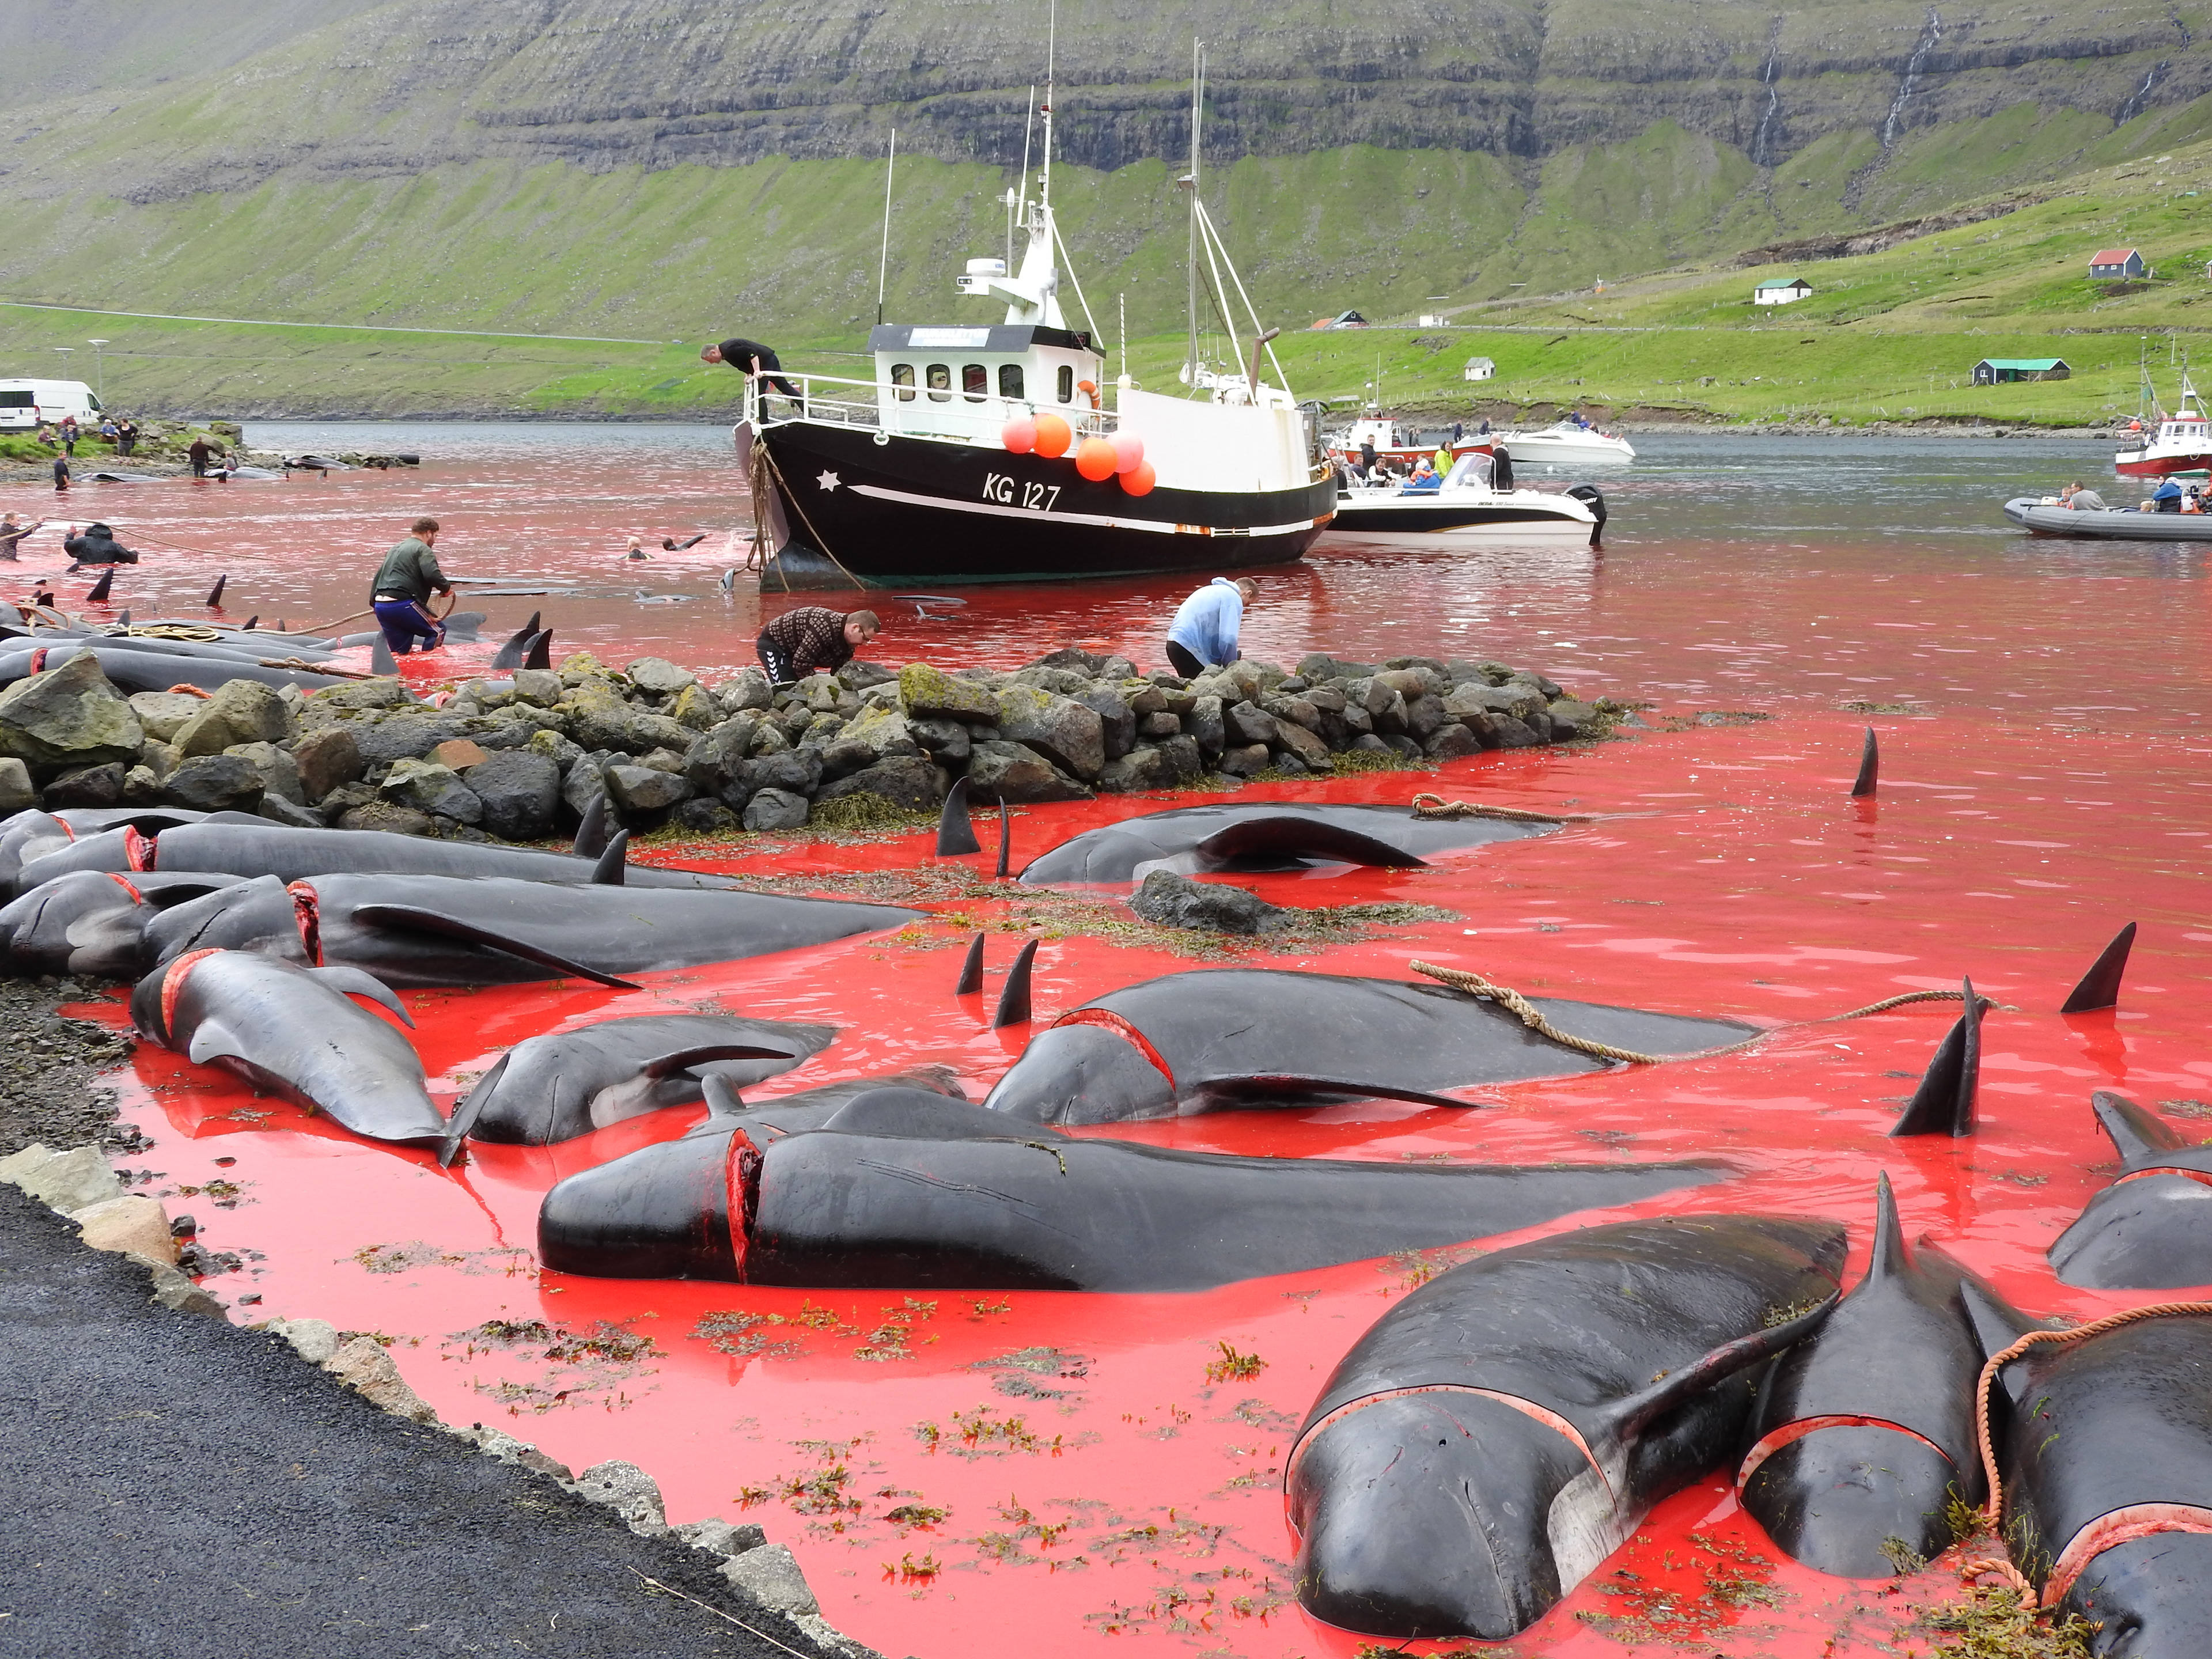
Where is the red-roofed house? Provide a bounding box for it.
[2090,248,2146,279]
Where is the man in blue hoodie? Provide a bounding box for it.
[1164,576,1256,677]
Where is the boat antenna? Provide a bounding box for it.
[1040,1,1056,209]
[1011,85,1035,270]
[876,128,897,328]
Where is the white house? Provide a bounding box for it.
[1463,357,1497,382]
[1753,276,1813,306]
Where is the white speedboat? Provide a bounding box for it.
[1319,454,1603,547]
[1491,419,1635,466]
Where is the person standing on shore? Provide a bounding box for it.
[756,605,878,685]
[1164,577,1256,677]
[702,336,805,408]
[369,517,454,656]
[187,435,222,479]
[0,515,43,560]
[116,418,138,457]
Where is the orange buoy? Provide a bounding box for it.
[1111,431,1145,474]
[1033,413,1073,458]
[1075,437,1119,482]
[1002,416,1037,453]
[1121,460,1157,496]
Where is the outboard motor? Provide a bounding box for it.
[1566,483,1607,548]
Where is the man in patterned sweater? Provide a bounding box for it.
[756,605,880,685]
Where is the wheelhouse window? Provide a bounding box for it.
[890,363,915,402]
[998,364,1024,400]
[962,363,988,403]
[926,363,951,403]
[1056,365,1074,403]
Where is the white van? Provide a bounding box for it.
[0,379,104,431]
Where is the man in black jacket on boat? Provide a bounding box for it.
[703,337,804,409]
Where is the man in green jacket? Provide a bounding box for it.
[369,516,453,654]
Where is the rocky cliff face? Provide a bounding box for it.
[6,0,2205,191]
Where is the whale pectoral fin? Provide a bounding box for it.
[347,905,641,991]
[302,964,417,1027]
[439,1054,507,1166]
[1190,816,1430,873]
[700,1074,747,1121]
[1601,1291,1842,1448]
[641,1044,798,1080]
[2092,1089,2189,1164]
[184,1020,249,1067]
[1204,1074,1489,1112]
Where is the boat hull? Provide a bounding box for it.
[1320,495,1597,547]
[756,421,1334,586]
[2114,449,2212,478]
[2003,497,2212,540]
[1495,431,1637,465]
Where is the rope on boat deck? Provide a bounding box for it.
[1409,790,1593,825]
[1407,960,1990,1068]
[1963,1301,2212,1601]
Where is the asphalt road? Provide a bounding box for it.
[0,1184,841,1659]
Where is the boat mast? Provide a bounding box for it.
[875,128,897,328]
[1184,41,1203,391]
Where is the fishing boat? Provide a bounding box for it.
[2113,369,2212,478]
[743,46,1335,589]
[2003,495,2212,540]
[1320,455,1602,548]
[1489,417,1636,467]
[1324,411,1493,475]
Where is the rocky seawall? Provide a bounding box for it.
[0,647,1619,839]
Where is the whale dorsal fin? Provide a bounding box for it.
[303,964,416,1027]
[1890,978,1982,1138]
[1865,1171,1909,1283]
[2092,1089,2187,1164]
[571,793,609,859]
[592,830,629,886]
[348,904,639,991]
[1957,1279,2046,1415]
[2060,922,2136,1014]
[700,1073,747,1120]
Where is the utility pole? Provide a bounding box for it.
[87,339,108,402]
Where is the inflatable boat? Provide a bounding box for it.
[2004,496,2212,540]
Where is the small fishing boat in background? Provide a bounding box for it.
[1320,454,1604,547]
[2004,494,2212,540]
[1491,417,1635,467]
[1323,410,1492,474]
[2113,370,2212,478]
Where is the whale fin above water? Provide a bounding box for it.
[571,793,609,859]
[1889,978,1982,1138]
[440,1051,505,1165]
[1956,1277,2043,1376]
[522,630,553,671]
[370,633,398,675]
[1188,815,1430,873]
[2059,921,2136,1013]
[349,904,641,990]
[1604,1291,1840,1447]
[591,831,629,886]
[490,611,543,671]
[2091,1089,2190,1165]
[700,1073,747,1122]
[993,937,1037,1028]
[1850,726,1878,797]
[954,931,985,994]
[935,775,982,856]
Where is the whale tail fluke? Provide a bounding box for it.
[2059,922,2136,1013]
[955,931,986,995]
[1889,977,1982,1138]
[992,938,1037,1028]
[1850,726,1878,797]
[370,632,399,675]
[935,775,982,856]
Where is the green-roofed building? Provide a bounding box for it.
[1973,358,2071,384]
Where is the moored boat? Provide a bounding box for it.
[2114,371,2212,478]
[1320,455,1602,547]
[1324,411,1492,475]
[1490,417,1635,467]
[745,48,1334,589]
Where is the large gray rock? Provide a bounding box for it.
[719,1544,819,1617]
[1403,692,1448,740]
[743,787,809,831]
[1224,701,1279,747]
[717,668,774,713]
[821,704,922,778]
[1078,685,1137,761]
[993,685,1105,780]
[352,714,468,769]
[1444,681,1547,722]
[966,740,1092,803]
[571,1459,668,1536]
[1490,714,1546,748]
[1186,695,1225,756]
[1272,721,1334,771]
[560,756,606,822]
[1097,745,1175,792]
[624,657,696,696]
[127,691,204,742]
[675,1518,767,1558]
[463,749,560,839]
[1154,734,1205,783]
[337,801,435,836]
[526,726,584,775]
[1547,698,1600,738]
[682,718,757,806]
[291,725,363,802]
[311,679,412,712]
[1131,869,1288,934]
[257,794,326,828]
[42,763,124,809]
[1424,722,1484,760]
[226,741,304,804]
[668,798,740,834]
[163,754,264,813]
[1,1143,123,1212]
[0,757,37,818]
[510,668,564,707]
[743,749,824,800]
[907,717,971,764]
[380,758,484,824]
[1217,742,1272,778]
[605,763,691,816]
[816,754,948,812]
[207,679,294,745]
[0,654,143,775]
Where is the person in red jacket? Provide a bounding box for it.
[756,605,879,685]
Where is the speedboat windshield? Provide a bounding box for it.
[1443,453,1495,491]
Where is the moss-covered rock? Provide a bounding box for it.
[899,662,998,721]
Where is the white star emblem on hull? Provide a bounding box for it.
[816,470,842,491]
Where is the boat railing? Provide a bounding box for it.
[747,369,1124,448]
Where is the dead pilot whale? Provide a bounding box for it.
[137,872,921,988]
[130,948,446,1147]
[1017,800,1555,885]
[1286,1215,1844,1641]
[1737,1173,2033,1577]
[980,968,1758,1124]
[0,870,249,977]
[2049,1091,2212,1289]
[535,1087,1737,1287]
[1976,1301,2212,1657]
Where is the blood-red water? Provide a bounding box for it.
[22,429,2212,1656]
